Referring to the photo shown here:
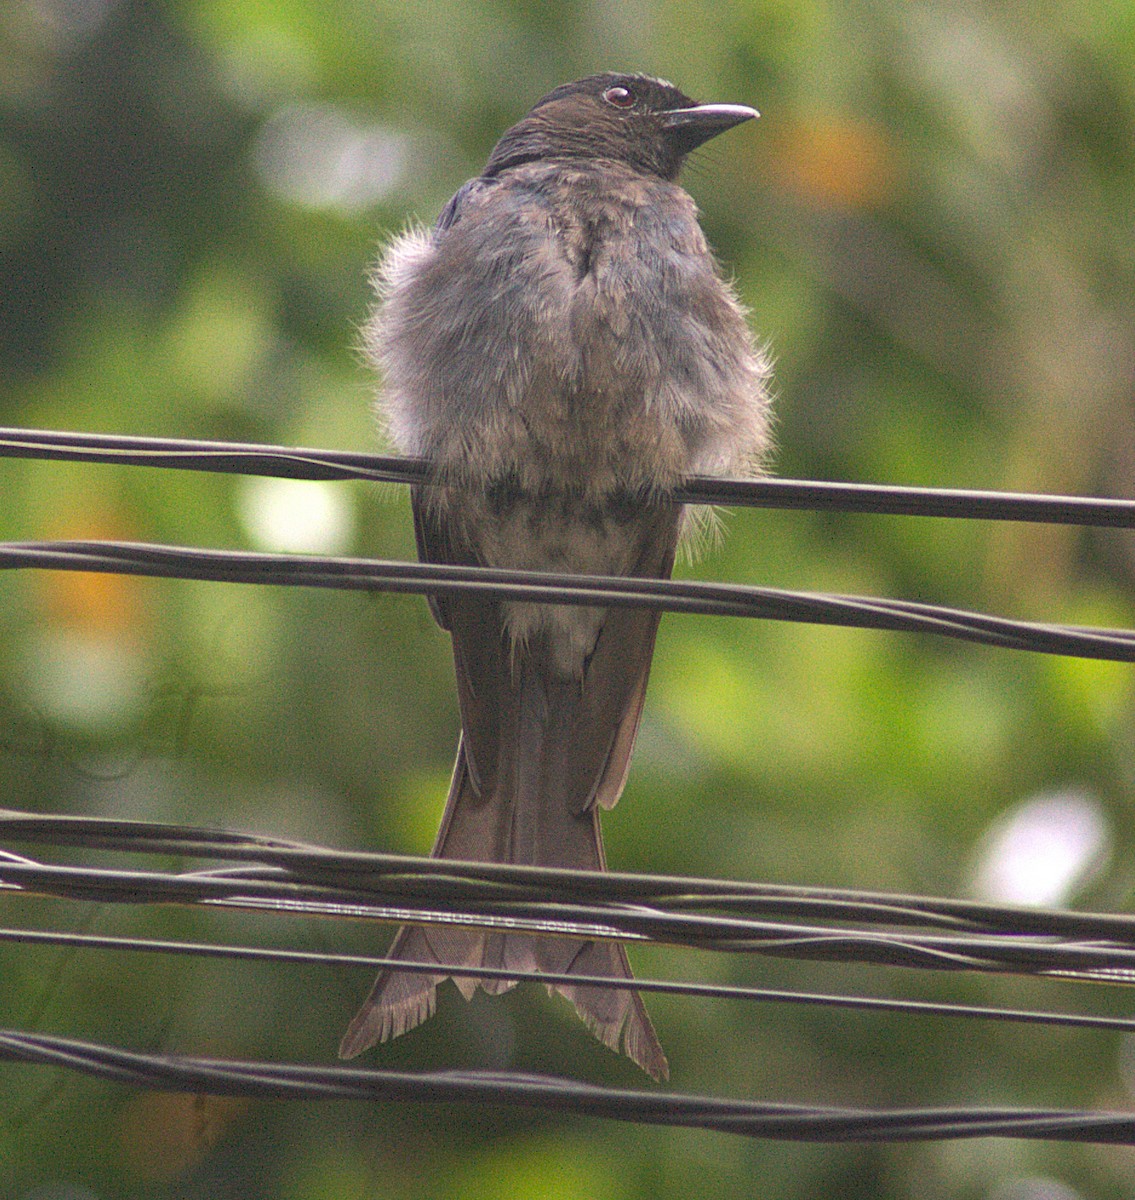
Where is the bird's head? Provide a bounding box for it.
[483,73,758,182]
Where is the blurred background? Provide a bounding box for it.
[2,0,1135,1196]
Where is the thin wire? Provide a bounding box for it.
[0,427,427,484]
[3,539,1134,662]
[3,425,1135,525]
[4,923,1135,1036]
[3,1029,1135,1144]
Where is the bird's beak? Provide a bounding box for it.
[659,103,759,153]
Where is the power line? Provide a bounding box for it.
[3,1029,1135,1144]
[1,809,1130,939]
[5,811,1135,981]
[3,425,1135,525]
[7,923,1135,1035]
[5,810,1135,1142]
[3,538,1134,661]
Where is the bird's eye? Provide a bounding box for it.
[602,86,635,108]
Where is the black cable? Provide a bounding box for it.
[0,427,427,484]
[2,852,1130,976]
[2,425,1134,525]
[4,427,1133,662]
[3,539,1134,662]
[5,811,1135,1144]
[2,809,1132,942]
[6,813,1135,980]
[3,1029,1134,1144]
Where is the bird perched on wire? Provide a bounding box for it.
[340,72,772,1080]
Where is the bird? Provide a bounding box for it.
[340,72,772,1080]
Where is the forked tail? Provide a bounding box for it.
[339,665,668,1079]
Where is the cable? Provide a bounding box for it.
[4,853,1133,976]
[5,811,1135,1144]
[5,923,1135,1037]
[4,427,1133,662]
[3,809,1133,941]
[3,425,1135,525]
[5,811,1135,981]
[3,1029,1135,1144]
[3,539,1134,662]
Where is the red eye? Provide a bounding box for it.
[602,86,634,108]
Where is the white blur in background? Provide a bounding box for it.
[968,787,1111,908]
[237,475,355,556]
[988,1177,1084,1200]
[252,102,411,212]
[20,632,145,730]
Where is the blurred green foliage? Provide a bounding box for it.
[3,0,1135,1196]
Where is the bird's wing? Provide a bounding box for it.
[414,489,680,815]
[574,503,680,812]
[435,177,496,233]
[508,501,681,816]
[412,487,506,799]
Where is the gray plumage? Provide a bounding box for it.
[341,73,772,1079]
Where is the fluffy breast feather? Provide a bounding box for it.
[367,162,771,499]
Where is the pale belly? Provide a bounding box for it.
[460,485,653,678]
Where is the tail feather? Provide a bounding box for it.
[338,922,484,1055]
[339,709,669,1078]
[553,940,668,1080]
[340,924,666,1078]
